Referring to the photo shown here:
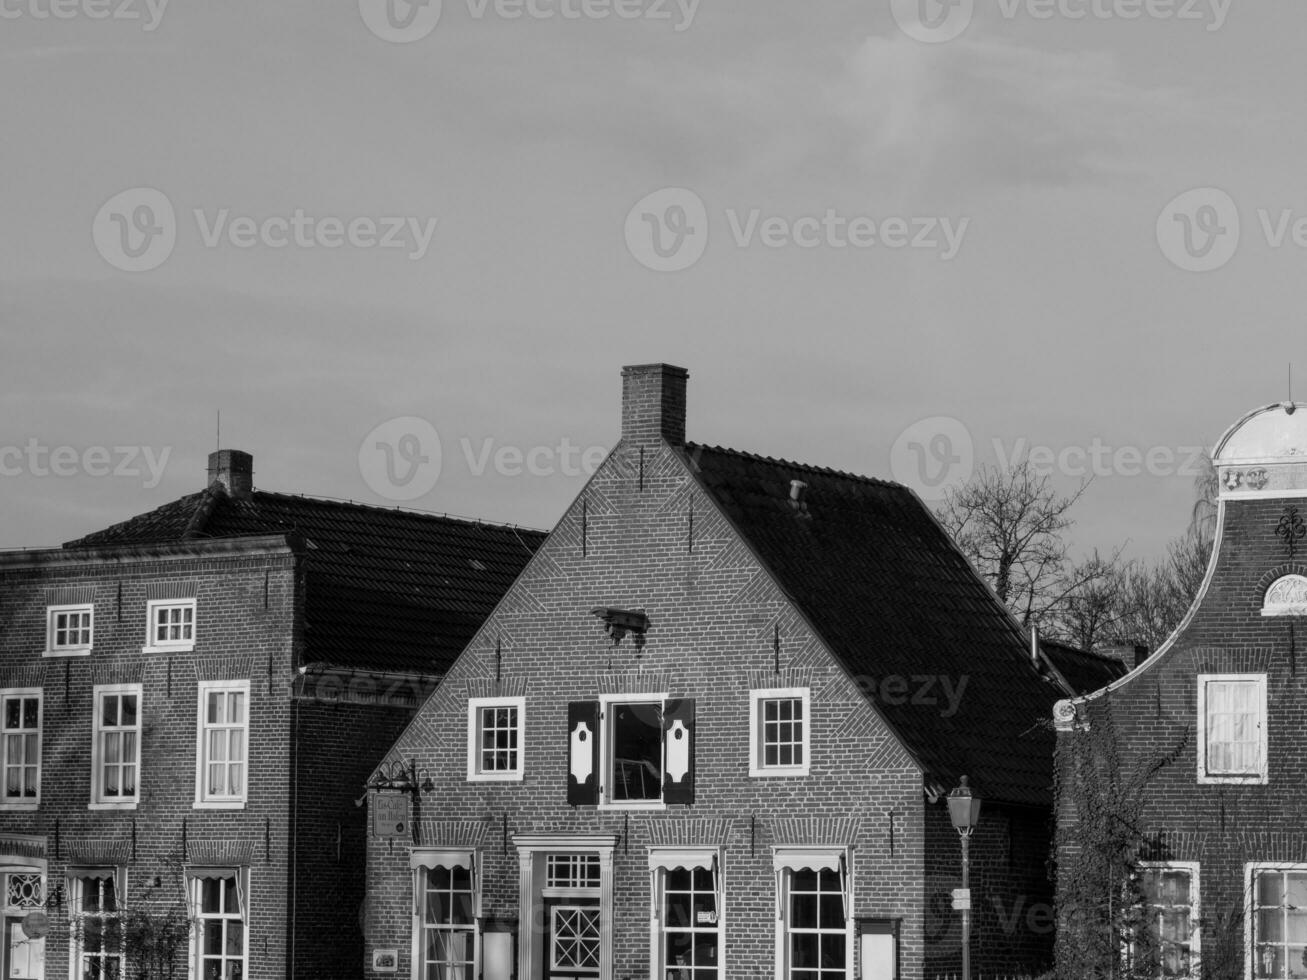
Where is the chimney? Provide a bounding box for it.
[621,364,688,448]
[207,450,253,499]
[1099,640,1150,671]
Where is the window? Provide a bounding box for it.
[774,849,852,980]
[1249,865,1307,980]
[71,869,125,980]
[0,691,40,808]
[650,850,722,980]
[567,698,696,807]
[1131,863,1199,978]
[143,599,196,653]
[91,685,141,808]
[196,682,248,807]
[2,868,45,980]
[189,870,246,980]
[466,697,525,782]
[750,688,811,778]
[412,852,478,980]
[1198,674,1267,784]
[46,603,93,655]
[547,854,601,890]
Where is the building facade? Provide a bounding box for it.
[1054,401,1307,979]
[364,363,1089,980]
[0,451,543,980]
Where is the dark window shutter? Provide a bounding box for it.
[663,698,695,805]
[567,701,600,806]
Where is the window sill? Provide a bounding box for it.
[0,802,39,812]
[89,801,139,811]
[43,648,92,658]
[467,772,524,783]
[193,800,246,810]
[750,766,811,779]
[1198,773,1267,785]
[141,644,196,654]
[598,800,666,811]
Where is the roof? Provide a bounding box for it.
[64,487,546,675]
[681,443,1067,807]
[1038,640,1128,697]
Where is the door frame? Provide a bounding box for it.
[512,835,617,980]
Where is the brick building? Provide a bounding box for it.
[1053,401,1307,978]
[0,451,544,980]
[363,363,1096,980]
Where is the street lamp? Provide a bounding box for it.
[948,776,982,980]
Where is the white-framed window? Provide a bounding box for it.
[70,868,126,980]
[143,598,196,653]
[195,681,249,808]
[187,868,247,980]
[466,697,525,782]
[0,690,41,809]
[649,849,722,980]
[411,851,479,980]
[773,848,852,980]
[91,684,141,809]
[1130,862,1199,979]
[1197,674,1267,784]
[601,695,666,807]
[749,688,812,778]
[1247,863,1307,980]
[45,603,93,656]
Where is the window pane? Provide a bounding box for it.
[201,878,222,913]
[102,697,118,727]
[611,702,662,801]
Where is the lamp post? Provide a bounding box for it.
[948,776,982,980]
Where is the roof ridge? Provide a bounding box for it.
[250,490,547,536]
[684,442,903,489]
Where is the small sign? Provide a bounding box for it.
[20,911,49,940]
[696,911,718,925]
[372,793,409,839]
[951,888,971,911]
[372,949,398,973]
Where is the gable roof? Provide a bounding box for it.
[64,487,546,675]
[681,443,1068,807]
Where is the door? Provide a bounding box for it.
[4,917,44,980]
[543,899,600,980]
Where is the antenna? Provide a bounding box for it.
[216,410,221,451]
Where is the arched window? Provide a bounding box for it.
[1262,574,1307,615]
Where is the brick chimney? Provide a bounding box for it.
[207,450,253,499]
[621,364,688,448]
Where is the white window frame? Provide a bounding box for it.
[772,847,854,980]
[194,680,250,809]
[466,696,526,783]
[186,868,249,980]
[598,693,669,810]
[1197,673,1268,785]
[1245,862,1307,980]
[69,867,128,980]
[648,848,724,980]
[90,683,142,810]
[749,687,812,778]
[45,603,93,656]
[410,850,480,980]
[1132,861,1200,979]
[0,689,42,811]
[142,598,196,654]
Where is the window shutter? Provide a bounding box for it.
[567,701,600,806]
[663,698,695,805]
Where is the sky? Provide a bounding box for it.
[0,0,1300,566]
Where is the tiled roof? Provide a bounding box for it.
[682,443,1068,808]
[1039,640,1128,697]
[65,488,545,675]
